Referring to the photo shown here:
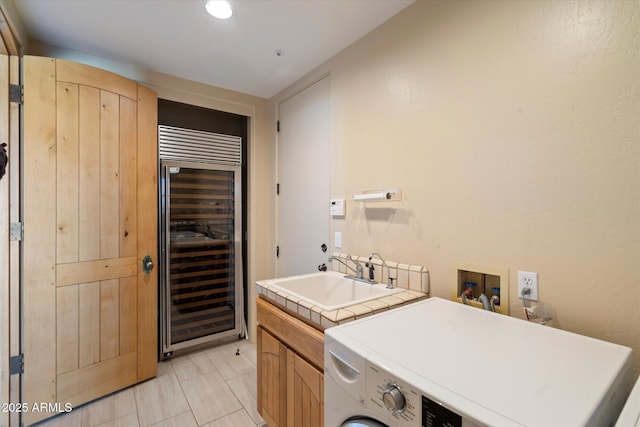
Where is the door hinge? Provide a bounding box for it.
[276,246,280,258]
[277,120,280,132]
[276,183,280,195]
[10,354,24,375]
[10,221,23,241]
[10,84,23,104]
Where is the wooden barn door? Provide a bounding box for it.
[22,56,158,425]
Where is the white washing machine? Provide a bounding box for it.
[617,376,640,426]
[324,298,633,427]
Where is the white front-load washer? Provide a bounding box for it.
[324,332,392,427]
[325,372,388,427]
[324,298,633,427]
[617,375,640,426]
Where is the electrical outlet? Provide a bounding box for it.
[518,270,538,301]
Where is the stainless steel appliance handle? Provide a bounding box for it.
[163,163,172,352]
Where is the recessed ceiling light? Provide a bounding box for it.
[205,0,234,19]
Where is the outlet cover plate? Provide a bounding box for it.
[518,270,538,301]
[334,231,342,249]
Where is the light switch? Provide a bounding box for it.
[335,232,342,248]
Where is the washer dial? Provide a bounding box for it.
[382,383,406,413]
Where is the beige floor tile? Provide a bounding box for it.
[206,342,256,381]
[227,371,263,425]
[148,411,198,427]
[180,371,243,425]
[172,352,217,382]
[82,388,137,427]
[96,413,139,427]
[134,374,190,427]
[201,409,258,427]
[32,407,83,427]
[157,359,175,377]
[206,340,253,358]
[35,343,261,427]
[239,340,257,366]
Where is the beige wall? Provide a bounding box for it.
[270,0,640,375]
[24,41,276,344]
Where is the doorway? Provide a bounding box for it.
[276,76,331,277]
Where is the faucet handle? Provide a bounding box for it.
[386,277,396,289]
[366,261,375,281]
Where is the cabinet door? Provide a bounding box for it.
[258,326,287,427]
[287,349,324,427]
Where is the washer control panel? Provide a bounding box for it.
[366,361,420,426]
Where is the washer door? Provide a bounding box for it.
[341,417,389,427]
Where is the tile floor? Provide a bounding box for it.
[35,339,266,427]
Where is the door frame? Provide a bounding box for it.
[0,53,20,427]
[0,9,27,424]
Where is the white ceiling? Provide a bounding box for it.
[13,0,414,98]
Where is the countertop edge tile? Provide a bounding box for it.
[255,282,427,330]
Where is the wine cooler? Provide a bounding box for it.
[159,125,244,357]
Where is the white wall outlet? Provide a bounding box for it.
[518,270,538,301]
[334,231,342,248]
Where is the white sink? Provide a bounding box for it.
[258,271,402,311]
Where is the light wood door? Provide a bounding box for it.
[22,56,158,425]
[257,326,287,427]
[287,349,324,427]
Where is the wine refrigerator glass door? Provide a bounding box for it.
[160,160,243,356]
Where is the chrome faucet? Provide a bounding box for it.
[368,252,396,289]
[329,255,369,283]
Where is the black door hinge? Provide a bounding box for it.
[276,183,280,195]
[277,120,280,133]
[276,246,280,258]
[10,354,24,375]
[10,84,23,104]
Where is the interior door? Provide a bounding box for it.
[22,56,158,425]
[277,76,330,277]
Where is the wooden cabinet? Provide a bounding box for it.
[287,349,323,427]
[257,298,324,427]
[258,326,287,427]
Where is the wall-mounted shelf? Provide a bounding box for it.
[352,188,402,202]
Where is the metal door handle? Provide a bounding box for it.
[142,255,154,273]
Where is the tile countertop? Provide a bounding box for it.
[255,282,427,330]
[255,254,430,330]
